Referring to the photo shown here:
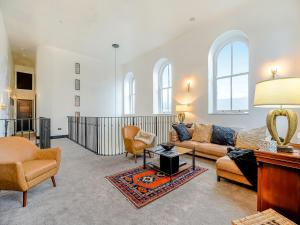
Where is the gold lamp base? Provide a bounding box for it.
[266,109,298,152]
[177,112,185,123]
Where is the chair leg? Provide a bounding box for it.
[134,154,137,163]
[148,152,152,158]
[23,191,27,207]
[217,176,221,182]
[125,152,128,157]
[51,176,56,187]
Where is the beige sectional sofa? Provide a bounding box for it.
[169,127,252,186]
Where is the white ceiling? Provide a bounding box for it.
[0,0,249,65]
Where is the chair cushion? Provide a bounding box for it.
[132,140,150,152]
[174,141,227,158]
[194,142,228,157]
[23,160,57,181]
[216,156,243,175]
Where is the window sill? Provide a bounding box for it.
[208,112,249,115]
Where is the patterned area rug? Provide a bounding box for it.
[106,166,208,208]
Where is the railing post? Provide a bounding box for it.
[85,117,87,148]
[13,119,16,136]
[21,119,24,137]
[96,118,99,155]
[155,116,158,136]
[76,117,79,143]
[39,118,51,149]
[4,120,8,137]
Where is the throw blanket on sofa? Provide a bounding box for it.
[227,147,257,190]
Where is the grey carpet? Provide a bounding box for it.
[0,138,256,225]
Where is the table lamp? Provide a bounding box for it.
[175,104,191,123]
[254,77,300,152]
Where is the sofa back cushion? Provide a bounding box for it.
[211,125,236,146]
[192,124,212,143]
[0,137,38,163]
[236,126,267,150]
[172,124,192,142]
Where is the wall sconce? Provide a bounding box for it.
[0,94,6,110]
[187,80,192,92]
[271,66,279,79]
[0,103,6,110]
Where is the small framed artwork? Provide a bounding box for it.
[75,79,80,90]
[75,95,80,107]
[75,111,80,118]
[75,63,80,74]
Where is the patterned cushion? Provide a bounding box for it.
[211,125,236,146]
[172,124,191,142]
[236,126,267,150]
[192,124,212,143]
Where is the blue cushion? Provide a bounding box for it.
[211,125,235,146]
[172,124,191,142]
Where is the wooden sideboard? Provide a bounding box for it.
[255,146,300,224]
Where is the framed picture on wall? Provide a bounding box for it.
[75,63,80,74]
[75,95,80,107]
[75,79,80,90]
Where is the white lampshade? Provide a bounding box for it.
[176,104,191,112]
[254,78,300,108]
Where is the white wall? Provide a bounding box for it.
[36,46,123,136]
[0,10,13,136]
[122,0,300,143]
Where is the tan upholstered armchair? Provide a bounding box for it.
[121,126,155,163]
[0,137,61,207]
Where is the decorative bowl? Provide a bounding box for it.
[160,143,175,151]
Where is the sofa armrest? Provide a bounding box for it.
[35,147,61,168]
[0,162,28,191]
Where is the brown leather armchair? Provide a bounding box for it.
[0,137,61,207]
[121,126,155,163]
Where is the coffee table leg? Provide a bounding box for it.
[170,158,172,183]
[143,149,146,169]
[192,148,195,170]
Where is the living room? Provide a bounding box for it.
[0,0,299,225]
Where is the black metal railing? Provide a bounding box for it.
[0,117,51,149]
[67,115,176,156]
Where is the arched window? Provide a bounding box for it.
[208,31,249,114]
[153,59,172,114]
[124,73,135,114]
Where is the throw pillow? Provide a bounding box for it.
[236,126,267,150]
[172,124,191,142]
[134,130,156,145]
[211,125,236,146]
[192,123,212,143]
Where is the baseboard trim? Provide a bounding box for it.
[51,135,68,139]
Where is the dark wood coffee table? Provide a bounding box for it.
[143,145,195,181]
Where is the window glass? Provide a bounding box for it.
[233,42,249,74]
[217,78,231,111]
[217,44,231,77]
[232,75,248,110]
